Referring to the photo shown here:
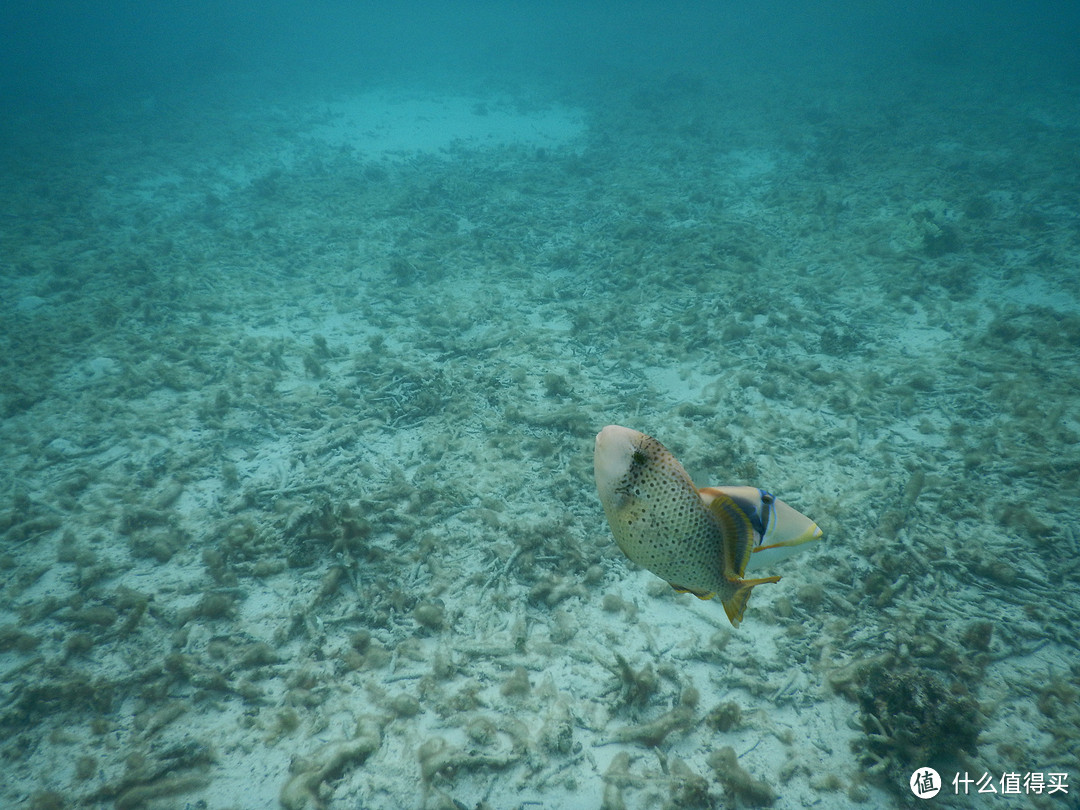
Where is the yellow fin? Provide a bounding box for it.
[721,575,782,627]
[670,583,715,600]
[707,492,755,577]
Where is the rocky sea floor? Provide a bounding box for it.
[1,65,1079,809]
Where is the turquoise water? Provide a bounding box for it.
[1,3,1078,808]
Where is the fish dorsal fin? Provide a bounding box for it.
[707,492,755,577]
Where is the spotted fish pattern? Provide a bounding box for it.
[594,425,785,627]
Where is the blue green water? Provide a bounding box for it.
[1,3,1078,808]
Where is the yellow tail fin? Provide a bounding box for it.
[722,575,781,627]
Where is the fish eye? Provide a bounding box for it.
[631,450,647,466]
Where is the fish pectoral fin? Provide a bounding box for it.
[670,583,715,601]
[721,574,781,627]
[706,492,755,577]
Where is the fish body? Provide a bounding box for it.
[593,425,821,626]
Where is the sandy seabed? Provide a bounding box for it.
[1,66,1078,810]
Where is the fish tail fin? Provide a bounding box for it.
[722,575,781,627]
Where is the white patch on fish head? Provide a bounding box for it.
[594,425,646,505]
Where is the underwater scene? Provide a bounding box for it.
[1,2,1078,808]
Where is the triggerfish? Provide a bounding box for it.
[593,425,822,627]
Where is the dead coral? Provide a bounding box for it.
[87,739,214,808]
[604,703,695,748]
[279,716,383,810]
[849,656,982,787]
[417,736,517,787]
[707,746,777,807]
[666,757,712,809]
[538,697,575,754]
[500,666,531,697]
[115,774,210,810]
[703,700,742,732]
[600,653,659,709]
[1034,668,1080,771]
[528,573,588,607]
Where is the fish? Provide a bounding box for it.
[593,425,822,627]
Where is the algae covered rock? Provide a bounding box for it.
[851,656,982,787]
